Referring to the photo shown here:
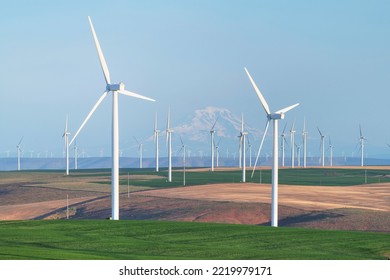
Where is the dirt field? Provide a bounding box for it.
[1,170,390,232]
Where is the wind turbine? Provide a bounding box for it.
[63,115,70,175]
[359,125,367,167]
[329,137,333,166]
[295,143,301,167]
[302,118,307,168]
[166,108,173,182]
[280,122,288,167]
[69,17,155,220]
[134,138,143,168]
[248,137,252,167]
[154,112,160,172]
[245,67,299,227]
[317,127,325,167]
[16,137,23,171]
[210,117,218,171]
[179,136,186,186]
[74,141,78,170]
[290,120,296,168]
[215,138,221,168]
[239,113,248,182]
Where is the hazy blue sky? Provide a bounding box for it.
[1,0,389,159]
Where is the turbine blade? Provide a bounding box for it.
[211,116,219,130]
[251,120,270,178]
[282,122,287,134]
[118,90,155,102]
[88,16,111,85]
[154,112,157,142]
[241,113,244,133]
[317,126,323,137]
[275,103,300,114]
[360,125,363,138]
[18,137,23,146]
[244,67,271,115]
[69,91,108,145]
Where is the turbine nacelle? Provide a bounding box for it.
[268,113,285,120]
[107,82,125,92]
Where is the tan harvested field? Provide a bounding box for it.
[138,183,390,212]
[1,169,390,232]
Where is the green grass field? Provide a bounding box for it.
[0,220,389,260]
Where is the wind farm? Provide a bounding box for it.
[1,1,390,264]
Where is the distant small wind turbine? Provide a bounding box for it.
[245,67,299,227]
[69,16,155,220]
[359,125,367,167]
[290,120,296,168]
[134,137,143,168]
[16,137,23,171]
[179,136,186,186]
[239,113,248,182]
[63,115,70,175]
[210,117,218,172]
[295,143,301,166]
[280,122,288,167]
[154,112,160,172]
[302,118,308,168]
[329,137,333,166]
[317,127,325,167]
[166,108,173,182]
[247,136,252,167]
[215,138,222,167]
[74,141,78,170]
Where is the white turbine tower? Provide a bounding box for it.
[134,138,143,168]
[245,67,299,227]
[280,122,288,167]
[69,17,155,220]
[290,120,296,168]
[302,118,308,168]
[166,109,173,182]
[16,137,23,171]
[154,112,160,172]
[317,127,325,167]
[210,117,218,172]
[359,125,367,167]
[63,115,70,175]
[248,137,252,167]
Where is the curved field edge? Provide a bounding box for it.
[0,220,388,260]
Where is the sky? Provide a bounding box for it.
[1,0,390,159]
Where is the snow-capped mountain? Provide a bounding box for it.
[173,106,261,143]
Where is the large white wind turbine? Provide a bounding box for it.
[245,67,299,227]
[69,17,155,220]
[210,117,218,172]
[359,125,367,167]
[317,127,325,167]
[290,120,296,168]
[154,113,160,172]
[166,108,173,182]
[302,118,307,168]
[16,137,23,171]
[63,115,70,175]
[239,113,248,182]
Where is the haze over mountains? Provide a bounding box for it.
[2,106,390,171]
